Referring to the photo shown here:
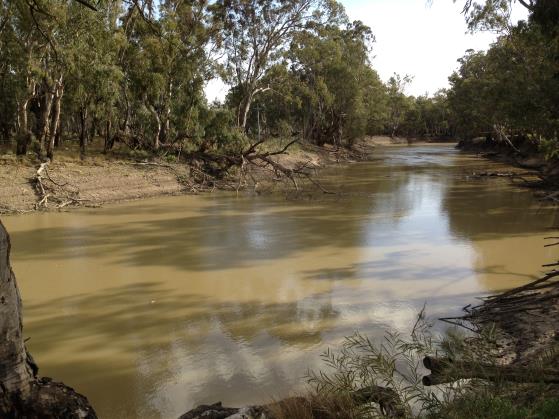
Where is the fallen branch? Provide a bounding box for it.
[33,162,49,209]
[179,384,406,419]
[472,171,517,178]
[186,139,332,194]
[422,356,559,386]
[31,162,85,210]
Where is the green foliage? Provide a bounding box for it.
[245,17,387,147]
[199,107,249,154]
[448,22,559,145]
[308,311,442,417]
[308,316,559,419]
[1,0,556,162]
[433,393,559,419]
[539,138,559,160]
[449,0,559,158]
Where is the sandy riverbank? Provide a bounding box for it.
[0,137,413,214]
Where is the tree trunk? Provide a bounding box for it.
[103,119,112,153]
[240,95,252,131]
[46,77,63,161]
[90,116,98,142]
[161,82,172,144]
[54,124,61,148]
[122,86,131,135]
[0,220,97,418]
[38,82,54,159]
[148,104,161,151]
[16,49,36,156]
[16,99,31,156]
[422,356,559,386]
[79,107,88,159]
[0,222,33,398]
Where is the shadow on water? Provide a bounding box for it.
[8,174,558,273]
[23,280,490,418]
[24,281,344,418]
[26,281,342,354]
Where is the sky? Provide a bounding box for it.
[204,0,529,101]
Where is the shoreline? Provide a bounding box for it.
[0,136,442,215]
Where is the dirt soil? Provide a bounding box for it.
[0,159,192,213]
[0,137,390,214]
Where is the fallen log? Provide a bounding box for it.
[472,171,517,178]
[184,139,334,194]
[178,384,405,419]
[178,401,240,419]
[422,356,559,386]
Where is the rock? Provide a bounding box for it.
[178,402,270,419]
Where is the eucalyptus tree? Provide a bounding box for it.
[385,74,413,138]
[1,0,46,155]
[217,0,331,130]
[1,0,112,159]
[459,0,558,32]
[287,18,383,146]
[447,0,559,148]
[0,0,18,144]
[121,0,216,150]
[23,0,69,160]
[448,26,558,141]
[62,0,122,157]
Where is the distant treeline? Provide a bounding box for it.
[0,0,556,160]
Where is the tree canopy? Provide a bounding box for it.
[0,0,556,162]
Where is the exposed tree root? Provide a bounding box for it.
[440,246,559,366]
[0,376,97,419]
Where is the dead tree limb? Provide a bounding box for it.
[351,385,406,417]
[33,162,49,208]
[179,384,405,419]
[31,163,87,210]
[422,356,559,386]
[185,139,332,194]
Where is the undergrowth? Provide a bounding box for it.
[269,309,559,418]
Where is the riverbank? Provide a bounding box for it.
[0,137,392,214]
[457,137,559,180]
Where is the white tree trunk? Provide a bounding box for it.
[47,77,64,160]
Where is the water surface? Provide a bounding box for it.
[4,145,558,418]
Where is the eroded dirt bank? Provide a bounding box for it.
[0,138,387,214]
[457,136,559,177]
[0,159,192,213]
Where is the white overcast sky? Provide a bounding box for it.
[204,0,529,101]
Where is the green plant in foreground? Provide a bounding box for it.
[306,310,559,418]
[307,309,444,417]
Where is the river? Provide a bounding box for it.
[3,144,558,418]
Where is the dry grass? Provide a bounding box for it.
[266,393,362,419]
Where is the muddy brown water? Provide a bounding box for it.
[3,144,558,418]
